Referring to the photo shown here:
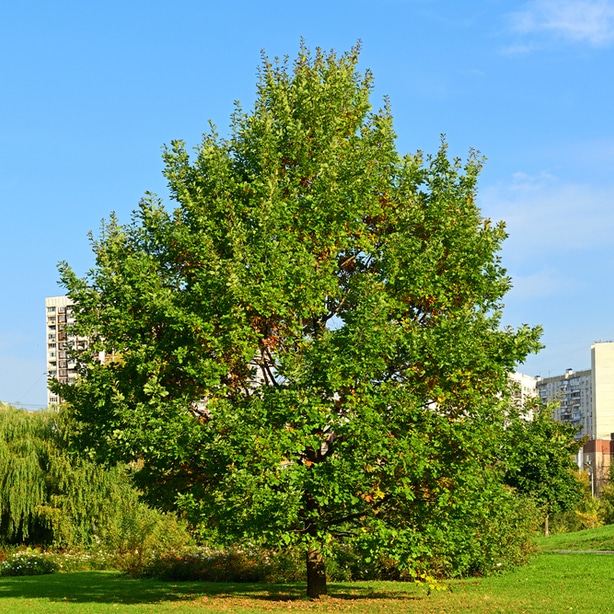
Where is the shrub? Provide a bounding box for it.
[0,549,58,576]
[46,549,116,572]
[550,473,602,534]
[135,545,277,582]
[97,502,193,575]
[347,481,540,580]
[598,482,614,525]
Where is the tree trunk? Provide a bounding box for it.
[306,548,327,598]
[544,514,549,537]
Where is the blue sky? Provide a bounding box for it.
[2,0,614,408]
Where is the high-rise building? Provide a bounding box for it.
[45,296,83,406]
[535,341,614,494]
[536,368,593,439]
[509,371,538,419]
[591,342,614,441]
[535,342,614,442]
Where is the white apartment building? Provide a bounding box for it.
[536,368,593,439]
[509,371,538,419]
[535,342,614,493]
[591,342,614,441]
[535,342,614,442]
[45,296,84,406]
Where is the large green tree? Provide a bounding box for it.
[56,44,541,597]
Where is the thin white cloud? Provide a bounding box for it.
[500,42,539,55]
[480,172,614,258]
[507,0,614,49]
[482,170,614,337]
[508,267,572,301]
[506,170,557,192]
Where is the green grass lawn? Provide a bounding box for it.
[1,531,613,613]
[536,523,614,552]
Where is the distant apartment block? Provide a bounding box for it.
[535,341,614,494]
[536,368,592,439]
[536,342,614,442]
[45,296,85,406]
[509,371,538,419]
[591,342,614,441]
[582,438,614,496]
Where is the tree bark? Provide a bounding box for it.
[306,548,327,598]
[544,514,549,537]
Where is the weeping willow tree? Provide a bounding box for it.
[0,405,189,550]
[0,407,54,543]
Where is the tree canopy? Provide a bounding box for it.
[503,404,584,535]
[56,44,542,597]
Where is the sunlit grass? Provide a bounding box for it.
[0,551,613,614]
[536,523,614,552]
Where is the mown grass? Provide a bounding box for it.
[536,522,614,552]
[0,531,613,613]
[0,556,612,613]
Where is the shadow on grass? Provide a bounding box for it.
[0,572,424,605]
